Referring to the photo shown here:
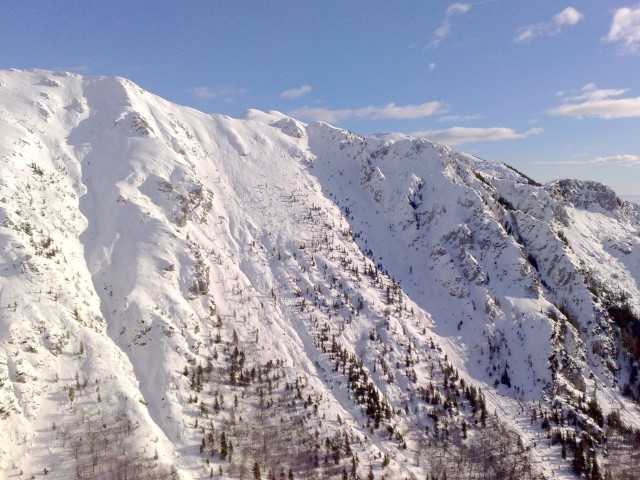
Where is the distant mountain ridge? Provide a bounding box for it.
[0,69,639,479]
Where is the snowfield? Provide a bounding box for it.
[0,69,639,479]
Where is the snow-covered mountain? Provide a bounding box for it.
[1,69,639,479]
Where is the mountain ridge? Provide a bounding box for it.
[1,68,639,479]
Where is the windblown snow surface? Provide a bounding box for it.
[1,69,639,479]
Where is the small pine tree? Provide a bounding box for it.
[253,461,261,480]
[587,396,604,427]
[500,368,511,388]
[572,448,585,476]
[220,432,228,460]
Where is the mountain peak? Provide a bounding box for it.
[1,70,639,479]
[549,178,625,211]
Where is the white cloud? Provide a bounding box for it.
[515,7,583,43]
[535,154,640,167]
[549,84,640,119]
[187,86,248,101]
[429,23,453,49]
[604,6,640,54]
[590,154,640,166]
[427,2,472,48]
[554,6,583,26]
[436,114,482,123]
[446,3,471,16]
[411,126,542,145]
[564,83,629,102]
[288,101,446,123]
[429,62,436,71]
[286,107,344,124]
[188,87,217,100]
[281,85,312,99]
[365,102,445,119]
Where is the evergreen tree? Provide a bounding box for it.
[587,397,604,427]
[572,447,585,476]
[220,432,228,460]
[500,368,511,388]
[253,461,261,480]
[480,400,487,427]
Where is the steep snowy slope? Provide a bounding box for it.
[0,69,639,479]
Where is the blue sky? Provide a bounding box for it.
[2,1,639,198]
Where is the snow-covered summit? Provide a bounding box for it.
[1,69,639,479]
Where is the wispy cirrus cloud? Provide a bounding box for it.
[549,83,640,119]
[427,2,471,49]
[436,114,482,123]
[187,85,248,102]
[446,3,471,15]
[426,1,496,48]
[288,101,446,123]
[604,6,640,54]
[591,154,640,166]
[281,85,312,99]
[535,154,640,167]
[561,83,629,102]
[411,126,542,145]
[515,7,583,43]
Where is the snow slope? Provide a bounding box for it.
[1,69,639,479]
